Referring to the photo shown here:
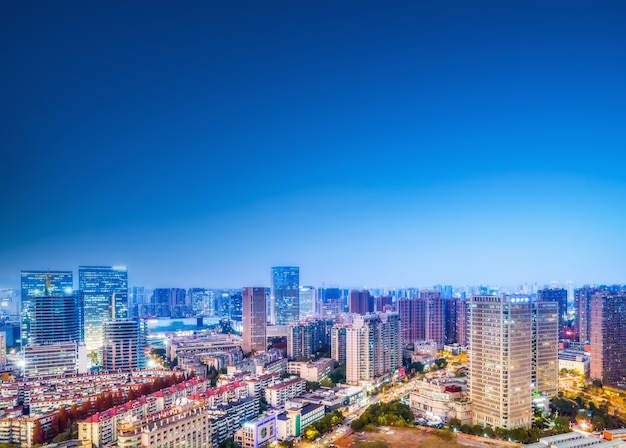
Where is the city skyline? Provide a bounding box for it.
[2,2,626,289]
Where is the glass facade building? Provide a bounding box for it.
[242,287,267,354]
[20,270,73,347]
[29,293,83,344]
[79,266,128,352]
[272,266,299,325]
[102,319,146,371]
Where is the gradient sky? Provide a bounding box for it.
[1,1,625,290]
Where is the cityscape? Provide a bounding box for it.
[2,2,626,448]
[0,267,625,448]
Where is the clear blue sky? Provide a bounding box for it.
[1,1,625,289]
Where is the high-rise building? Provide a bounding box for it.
[375,295,393,312]
[0,331,5,365]
[443,297,457,345]
[346,312,401,385]
[537,288,568,338]
[397,297,425,345]
[348,290,373,315]
[79,266,128,353]
[331,325,347,365]
[456,298,468,346]
[29,292,83,345]
[271,267,299,325]
[287,318,333,360]
[532,299,559,398]
[229,291,243,322]
[421,290,445,348]
[101,319,146,371]
[20,270,73,346]
[299,286,316,318]
[590,291,626,385]
[469,295,532,429]
[242,287,267,354]
[24,342,87,378]
[574,286,594,343]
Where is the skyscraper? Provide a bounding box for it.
[242,287,267,354]
[397,296,425,345]
[537,288,568,338]
[574,286,594,343]
[299,286,316,318]
[101,319,146,371]
[455,298,468,346]
[590,291,626,385]
[469,295,532,429]
[532,299,559,398]
[346,312,401,385]
[349,290,373,315]
[271,267,299,325]
[421,290,445,348]
[229,291,243,322]
[29,292,83,345]
[79,266,128,353]
[20,270,73,346]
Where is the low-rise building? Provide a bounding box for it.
[559,350,590,377]
[286,358,334,382]
[409,378,472,425]
[265,377,306,408]
[234,412,278,448]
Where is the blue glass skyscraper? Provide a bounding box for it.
[79,266,128,353]
[271,266,299,325]
[20,270,73,346]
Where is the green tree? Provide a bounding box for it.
[447,418,462,431]
[592,416,606,431]
[554,416,571,434]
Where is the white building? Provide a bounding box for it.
[346,312,401,386]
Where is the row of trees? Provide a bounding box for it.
[350,400,413,432]
[446,419,544,444]
[407,358,448,375]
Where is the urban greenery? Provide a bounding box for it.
[302,410,345,441]
[350,400,414,431]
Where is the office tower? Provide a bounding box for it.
[397,297,425,345]
[299,286,316,318]
[375,295,393,312]
[331,325,347,365]
[101,319,146,371]
[242,287,267,354]
[348,290,373,315]
[188,288,213,316]
[271,267,299,325]
[29,292,83,344]
[421,290,445,348]
[456,298,468,346]
[469,295,532,429]
[20,270,73,346]
[346,312,402,385]
[532,298,559,398]
[229,291,243,322]
[170,288,189,318]
[574,287,594,343]
[79,266,128,353]
[590,291,626,385]
[537,288,568,338]
[444,297,457,344]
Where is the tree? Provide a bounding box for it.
[460,424,472,434]
[471,424,484,436]
[320,378,335,388]
[434,358,448,369]
[306,381,320,391]
[33,420,44,445]
[592,416,606,431]
[447,418,462,431]
[554,416,571,434]
[57,407,69,432]
[303,425,320,441]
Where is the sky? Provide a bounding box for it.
[1,1,625,290]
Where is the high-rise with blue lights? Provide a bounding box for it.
[79,266,128,353]
[271,266,299,325]
[20,270,74,347]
